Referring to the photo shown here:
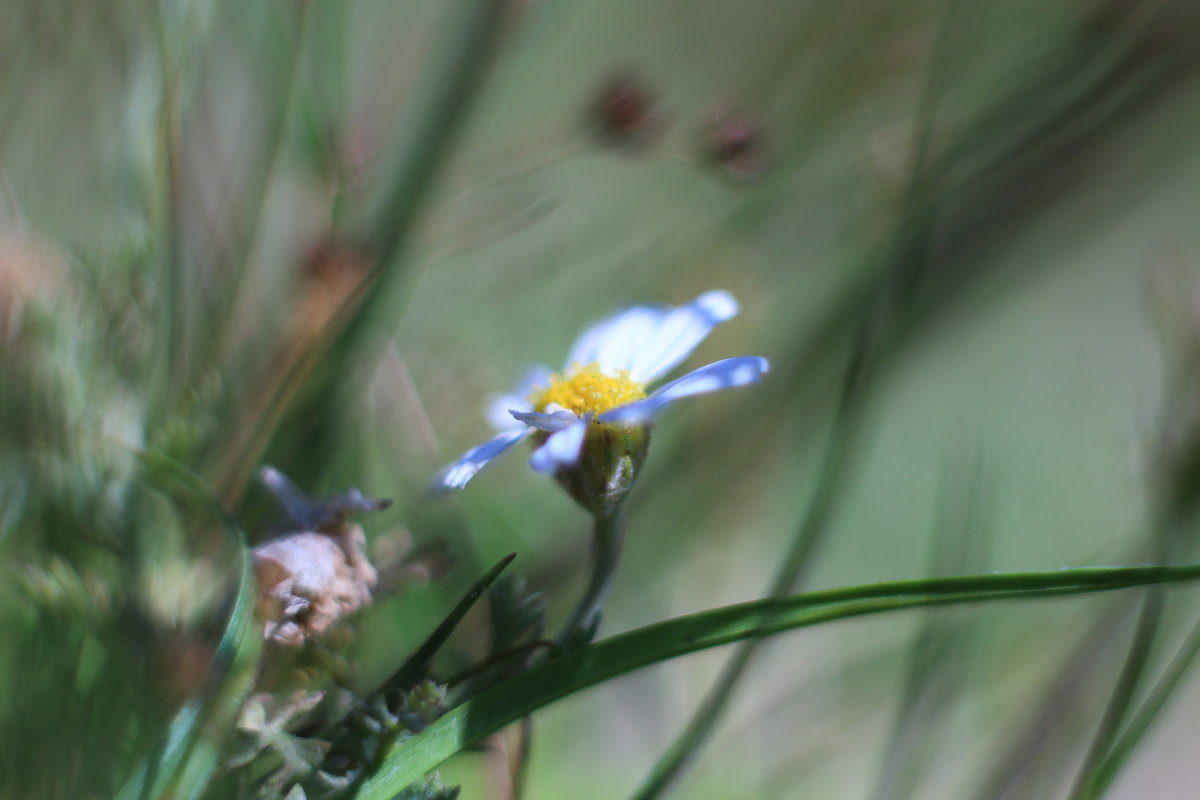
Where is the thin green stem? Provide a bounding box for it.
[969,595,1133,800]
[243,0,509,493]
[629,4,965,795]
[355,0,509,340]
[151,0,184,417]
[869,452,988,800]
[313,0,351,229]
[511,716,534,800]
[1067,588,1166,800]
[214,0,311,363]
[114,486,257,800]
[630,338,869,800]
[557,509,624,647]
[379,553,517,697]
[1067,512,1184,800]
[1088,612,1200,796]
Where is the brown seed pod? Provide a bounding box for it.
[702,106,768,180]
[253,467,390,648]
[587,71,663,150]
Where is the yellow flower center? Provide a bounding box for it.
[531,363,647,417]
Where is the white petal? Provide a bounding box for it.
[529,418,588,472]
[431,429,531,491]
[565,291,740,383]
[485,393,532,430]
[566,305,667,375]
[625,290,739,383]
[509,408,578,432]
[514,364,555,396]
[599,356,769,424]
[483,365,554,430]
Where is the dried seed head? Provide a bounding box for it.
[588,72,663,149]
[254,525,378,648]
[254,467,391,648]
[703,106,768,180]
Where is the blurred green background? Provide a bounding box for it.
[5,0,1200,797]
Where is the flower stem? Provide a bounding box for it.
[1087,610,1200,796]
[557,508,624,648]
[1065,514,1182,800]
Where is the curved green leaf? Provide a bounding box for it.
[115,528,258,800]
[115,454,261,800]
[381,553,516,696]
[1085,612,1200,797]
[354,563,1200,799]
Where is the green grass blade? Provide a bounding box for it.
[242,0,510,496]
[352,563,1200,800]
[630,6,967,791]
[1085,613,1200,797]
[339,0,510,360]
[630,336,871,800]
[381,553,516,696]
[218,0,310,331]
[870,451,990,800]
[969,596,1132,800]
[1066,587,1166,800]
[115,498,259,800]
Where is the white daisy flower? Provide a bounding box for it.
[432,289,769,494]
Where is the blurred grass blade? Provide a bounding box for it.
[381,552,516,696]
[1066,586,1167,800]
[352,563,1200,800]
[870,450,990,800]
[150,0,185,416]
[365,0,507,278]
[630,4,964,793]
[970,598,1132,800]
[115,514,259,800]
[1067,510,1197,799]
[217,0,310,335]
[172,583,262,800]
[1085,614,1200,797]
[678,1,1200,526]
[631,331,872,800]
[222,0,510,498]
[326,0,511,397]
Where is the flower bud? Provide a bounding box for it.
[551,423,650,515]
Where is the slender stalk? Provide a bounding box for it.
[151,0,184,417]
[629,339,868,800]
[213,0,311,366]
[224,0,509,496]
[629,4,964,794]
[512,716,534,800]
[1066,588,1166,800]
[557,509,624,647]
[969,596,1134,800]
[114,493,256,800]
[869,453,989,800]
[1066,513,1184,800]
[356,0,509,338]
[1087,612,1200,796]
